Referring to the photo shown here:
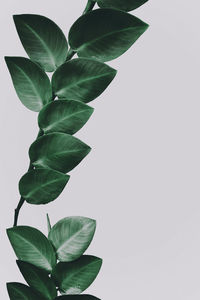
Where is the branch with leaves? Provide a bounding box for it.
[5,0,149,299]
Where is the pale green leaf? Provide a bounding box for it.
[52,58,116,103]
[38,100,94,135]
[97,0,148,11]
[29,133,91,174]
[69,9,148,62]
[7,226,56,272]
[13,14,68,72]
[48,216,96,262]
[55,296,100,300]
[17,261,57,300]
[19,168,70,205]
[5,57,52,112]
[52,256,102,294]
[7,282,45,300]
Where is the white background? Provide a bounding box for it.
[1,0,200,299]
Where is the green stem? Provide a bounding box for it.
[13,130,43,227]
[65,0,96,62]
[13,0,97,227]
[83,0,96,15]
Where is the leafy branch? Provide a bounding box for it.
[5,0,149,299]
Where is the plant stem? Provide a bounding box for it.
[66,48,76,61]
[13,130,43,227]
[65,0,96,62]
[83,0,96,15]
[13,0,97,227]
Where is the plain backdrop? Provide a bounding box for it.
[1,1,200,299]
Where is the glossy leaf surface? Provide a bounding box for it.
[5,57,52,111]
[97,0,148,11]
[7,226,56,272]
[55,296,100,300]
[52,256,102,294]
[17,261,57,300]
[69,9,148,62]
[7,282,45,300]
[52,58,116,103]
[13,14,68,72]
[38,100,94,135]
[29,133,91,173]
[19,168,70,205]
[48,216,96,262]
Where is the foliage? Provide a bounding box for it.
[5,0,148,299]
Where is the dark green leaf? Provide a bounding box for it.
[16,261,57,300]
[48,216,96,262]
[52,58,116,103]
[52,256,102,294]
[69,8,148,62]
[7,226,56,272]
[7,282,45,300]
[97,0,148,11]
[13,14,68,72]
[5,57,52,112]
[29,133,91,173]
[19,168,70,205]
[38,100,94,135]
[54,296,100,300]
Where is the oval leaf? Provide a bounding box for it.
[7,226,56,272]
[49,216,96,262]
[52,58,116,103]
[69,8,149,62]
[97,0,148,11]
[29,133,91,174]
[38,100,94,135]
[19,168,70,205]
[5,57,52,112]
[52,256,102,294]
[17,261,57,300]
[7,282,45,300]
[55,296,100,300]
[13,14,68,72]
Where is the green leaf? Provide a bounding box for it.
[29,133,91,173]
[19,168,70,205]
[54,296,100,300]
[97,0,148,11]
[69,8,149,62]
[5,57,52,112]
[7,226,56,272]
[7,282,45,300]
[52,256,102,294]
[16,261,57,300]
[13,14,68,72]
[38,100,94,135]
[48,216,96,262]
[52,58,116,103]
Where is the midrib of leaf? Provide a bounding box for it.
[15,63,43,108]
[44,108,91,132]
[56,71,115,95]
[13,231,52,271]
[24,22,57,69]
[34,148,89,165]
[26,176,66,198]
[12,287,27,299]
[57,222,92,253]
[77,26,144,51]
[62,260,100,288]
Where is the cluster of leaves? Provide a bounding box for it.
[7,216,101,299]
[5,0,149,299]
